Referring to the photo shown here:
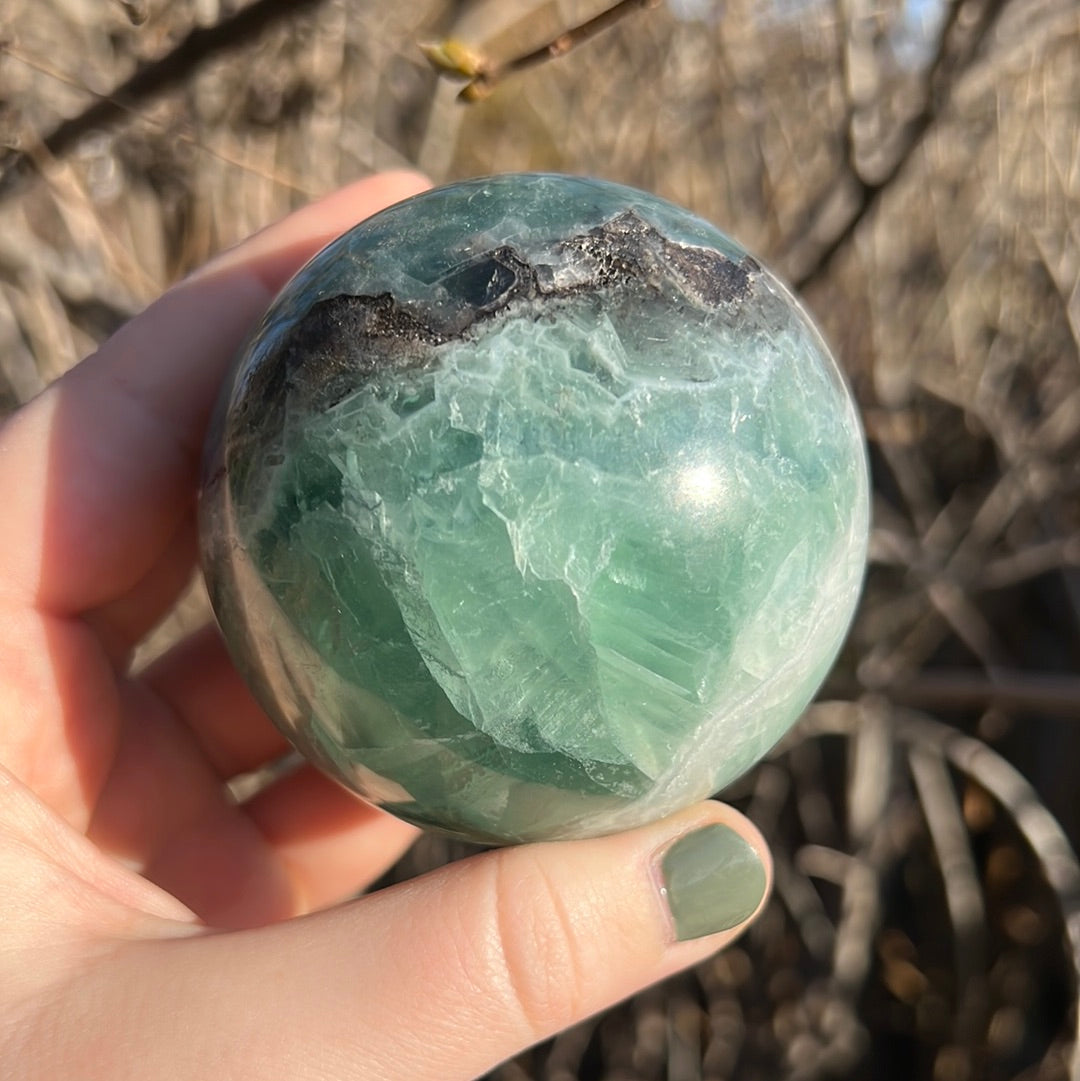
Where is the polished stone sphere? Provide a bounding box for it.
[200,174,869,844]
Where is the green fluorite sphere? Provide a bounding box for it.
[200,174,868,844]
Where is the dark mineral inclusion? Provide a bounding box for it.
[227,208,761,452]
[201,174,869,845]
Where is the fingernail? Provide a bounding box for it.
[659,824,767,941]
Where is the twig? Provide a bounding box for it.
[790,0,1013,291]
[903,711,1080,1080]
[0,0,329,201]
[925,579,1009,669]
[0,44,317,197]
[841,667,1080,720]
[747,761,793,840]
[847,697,893,844]
[795,843,856,887]
[796,700,1080,1077]
[773,852,837,962]
[980,534,1080,590]
[908,743,988,1044]
[785,700,902,1081]
[421,0,662,103]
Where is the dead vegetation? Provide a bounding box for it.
[2,1,1079,1077]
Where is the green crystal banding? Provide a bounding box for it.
[200,174,869,844]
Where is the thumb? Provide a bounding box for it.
[78,802,770,1081]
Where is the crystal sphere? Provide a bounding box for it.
[200,174,869,844]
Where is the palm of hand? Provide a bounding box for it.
[0,177,427,940]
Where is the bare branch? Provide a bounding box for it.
[0,0,329,201]
[421,0,662,103]
[790,0,1012,290]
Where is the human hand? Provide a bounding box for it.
[0,172,771,1080]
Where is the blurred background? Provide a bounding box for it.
[2,1,1079,1077]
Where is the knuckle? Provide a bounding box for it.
[488,851,588,1040]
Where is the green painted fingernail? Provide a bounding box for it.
[660,824,767,941]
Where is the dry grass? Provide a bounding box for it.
[2,1,1080,1077]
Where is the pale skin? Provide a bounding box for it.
[0,172,771,1081]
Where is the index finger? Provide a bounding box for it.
[0,172,430,615]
